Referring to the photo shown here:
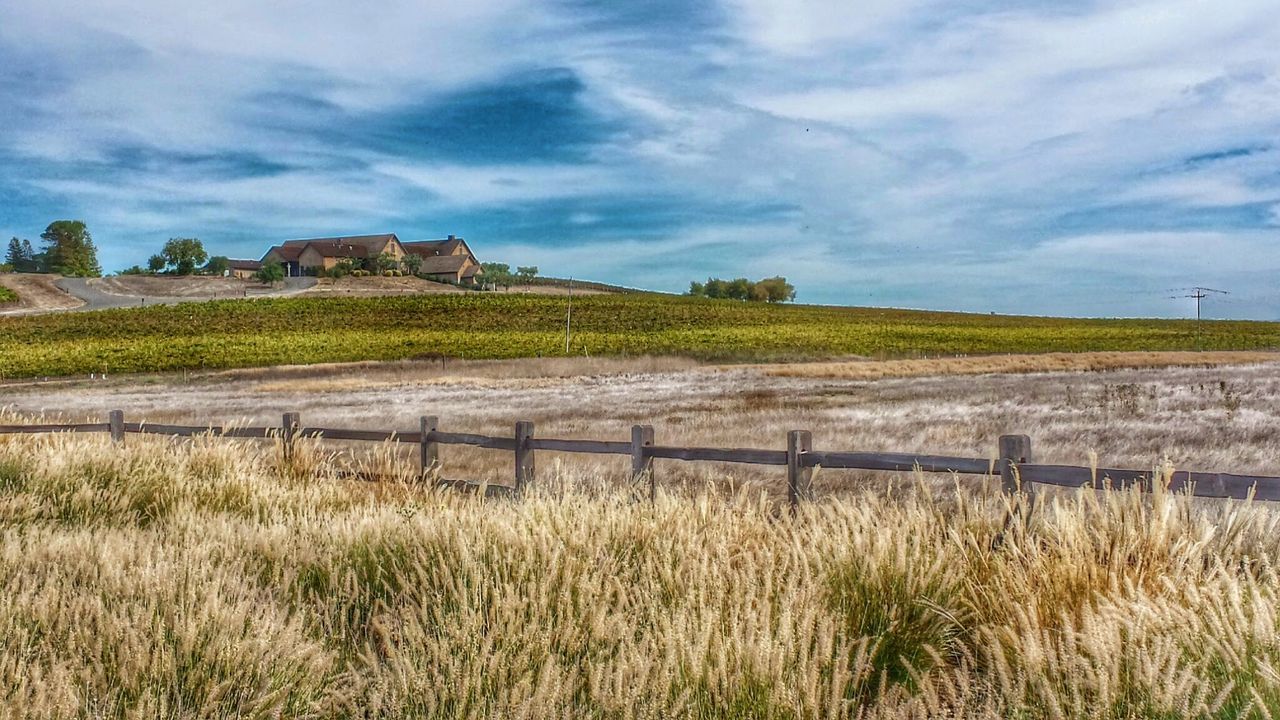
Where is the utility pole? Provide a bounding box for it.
[1168,286,1229,350]
[564,277,573,354]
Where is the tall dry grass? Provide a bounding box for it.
[2,425,1280,718]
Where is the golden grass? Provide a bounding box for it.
[3,422,1280,718]
[756,350,1279,380]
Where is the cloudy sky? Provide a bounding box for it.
[2,0,1278,317]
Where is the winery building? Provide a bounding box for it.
[260,233,483,284]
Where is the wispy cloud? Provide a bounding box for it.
[1,0,1279,317]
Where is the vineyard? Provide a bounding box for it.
[3,293,1280,377]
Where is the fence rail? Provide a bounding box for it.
[3,411,1279,506]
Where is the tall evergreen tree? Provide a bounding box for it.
[4,237,22,269]
[40,220,101,277]
[4,237,38,272]
[21,239,37,271]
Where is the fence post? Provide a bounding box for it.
[420,415,439,480]
[787,430,813,511]
[108,409,125,445]
[998,435,1032,496]
[515,421,535,492]
[282,412,300,464]
[996,434,1034,542]
[631,424,655,503]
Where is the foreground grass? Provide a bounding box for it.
[3,293,1280,377]
[3,431,1280,718]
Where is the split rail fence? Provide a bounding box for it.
[3,410,1280,507]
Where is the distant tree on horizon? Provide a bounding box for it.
[40,221,100,277]
[147,254,166,273]
[687,275,796,303]
[161,238,208,275]
[204,256,230,276]
[482,262,512,289]
[516,266,539,284]
[5,237,39,273]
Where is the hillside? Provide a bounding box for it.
[2,293,1279,378]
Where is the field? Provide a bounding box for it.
[3,293,1280,378]
[5,355,1280,717]
[3,422,1280,718]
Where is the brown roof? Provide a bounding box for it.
[263,245,304,262]
[416,254,471,275]
[281,233,399,249]
[402,236,465,258]
[227,259,262,271]
[302,241,370,258]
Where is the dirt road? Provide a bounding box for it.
[51,276,317,312]
[0,274,84,315]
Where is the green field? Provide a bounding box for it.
[2,293,1279,378]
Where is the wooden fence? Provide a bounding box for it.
[2,410,1280,506]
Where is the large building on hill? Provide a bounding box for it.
[260,233,484,285]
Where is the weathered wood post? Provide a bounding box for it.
[514,421,535,492]
[997,434,1034,540]
[282,412,300,465]
[631,424,655,503]
[108,409,125,445]
[787,430,813,511]
[999,435,1032,496]
[420,415,439,480]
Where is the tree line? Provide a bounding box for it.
[687,276,796,303]
[4,221,101,277]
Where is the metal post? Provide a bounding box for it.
[787,430,813,511]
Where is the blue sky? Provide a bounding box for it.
[2,0,1279,317]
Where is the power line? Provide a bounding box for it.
[1167,286,1229,350]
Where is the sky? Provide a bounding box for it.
[1,0,1279,318]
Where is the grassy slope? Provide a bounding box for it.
[2,292,1279,377]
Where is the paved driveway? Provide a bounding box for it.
[55,277,317,312]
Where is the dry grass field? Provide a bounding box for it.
[6,352,1278,488]
[2,424,1280,718]
[4,353,1279,718]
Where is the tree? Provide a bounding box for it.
[4,238,35,272]
[147,254,166,273]
[516,266,539,284]
[402,253,422,275]
[726,278,753,300]
[41,221,100,277]
[161,237,207,275]
[481,262,512,289]
[204,256,230,276]
[754,276,796,303]
[703,278,728,299]
[687,275,796,303]
[374,252,400,274]
[255,260,285,285]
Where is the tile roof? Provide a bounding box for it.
[280,233,398,249]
